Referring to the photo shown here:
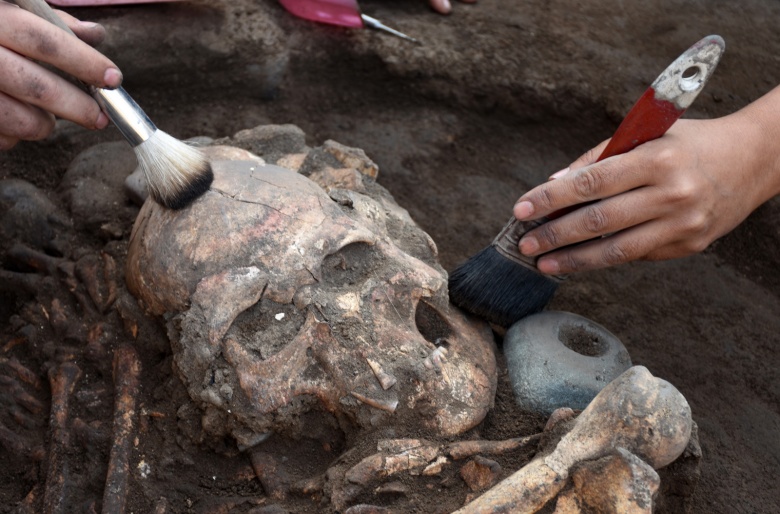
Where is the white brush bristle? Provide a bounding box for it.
[135,130,213,210]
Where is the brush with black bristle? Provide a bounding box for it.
[449,35,726,327]
[15,0,213,210]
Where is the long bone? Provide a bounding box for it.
[454,366,692,514]
[101,345,142,514]
[43,362,82,514]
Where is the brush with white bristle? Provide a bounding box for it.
[15,0,213,210]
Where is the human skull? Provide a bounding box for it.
[126,153,496,446]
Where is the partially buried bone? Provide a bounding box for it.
[454,366,692,514]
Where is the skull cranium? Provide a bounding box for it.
[126,153,496,446]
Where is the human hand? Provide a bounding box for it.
[512,90,780,274]
[0,1,122,150]
[428,0,476,15]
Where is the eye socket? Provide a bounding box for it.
[414,300,452,345]
[321,242,383,287]
[227,298,306,359]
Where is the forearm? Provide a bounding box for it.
[729,85,780,208]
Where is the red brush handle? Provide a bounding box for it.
[547,35,725,219]
[547,87,684,219]
[596,87,684,161]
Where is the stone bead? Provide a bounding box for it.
[504,311,632,415]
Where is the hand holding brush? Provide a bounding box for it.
[10,0,213,210]
[448,35,725,327]
[0,1,121,150]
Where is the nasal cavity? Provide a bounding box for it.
[415,301,452,345]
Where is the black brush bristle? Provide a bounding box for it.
[448,246,559,327]
[162,162,214,210]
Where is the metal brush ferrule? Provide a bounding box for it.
[92,87,157,147]
[492,218,566,282]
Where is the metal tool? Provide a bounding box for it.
[279,0,420,43]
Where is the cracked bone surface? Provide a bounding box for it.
[455,366,692,514]
[125,144,497,445]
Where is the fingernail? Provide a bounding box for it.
[537,258,560,275]
[549,167,570,180]
[442,0,451,10]
[79,21,99,28]
[103,68,123,88]
[95,111,109,129]
[514,200,534,220]
[519,236,538,255]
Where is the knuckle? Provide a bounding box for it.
[602,242,633,266]
[559,252,586,273]
[537,223,562,249]
[669,179,698,204]
[572,169,601,198]
[581,205,609,234]
[535,186,557,210]
[652,147,681,171]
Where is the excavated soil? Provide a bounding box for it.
[1,0,779,512]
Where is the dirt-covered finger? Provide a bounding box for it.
[55,9,107,47]
[519,189,667,255]
[0,48,108,130]
[535,221,672,274]
[0,5,121,88]
[0,90,55,142]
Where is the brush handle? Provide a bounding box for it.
[495,35,725,268]
[549,35,725,218]
[14,0,158,146]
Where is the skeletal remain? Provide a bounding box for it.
[102,346,141,514]
[454,366,692,514]
[459,456,502,492]
[446,433,541,461]
[553,447,660,514]
[75,252,118,314]
[1,357,42,389]
[43,362,82,514]
[126,156,496,444]
[0,418,44,460]
[0,269,41,294]
[8,243,65,276]
[250,451,292,501]
[345,439,440,487]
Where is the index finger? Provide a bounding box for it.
[0,3,121,89]
[513,149,653,221]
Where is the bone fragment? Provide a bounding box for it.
[446,433,541,460]
[8,243,64,275]
[43,362,82,514]
[454,366,691,514]
[366,357,397,390]
[101,345,142,514]
[0,418,44,460]
[250,451,291,501]
[346,439,439,486]
[554,447,660,514]
[75,252,117,314]
[351,391,398,413]
[1,357,42,389]
[1,374,44,414]
[0,270,41,294]
[459,456,502,492]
